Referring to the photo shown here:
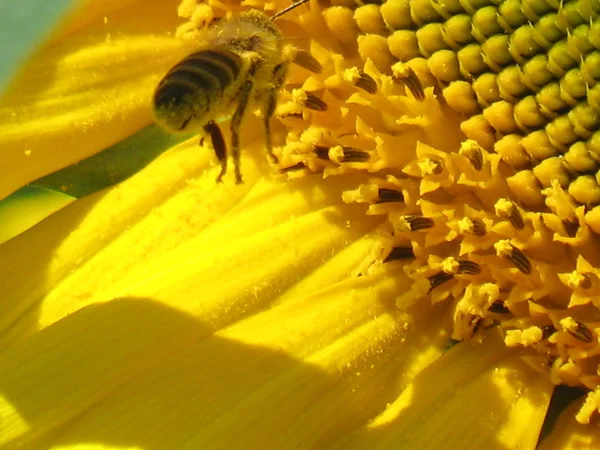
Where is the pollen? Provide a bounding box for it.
[177,0,600,424]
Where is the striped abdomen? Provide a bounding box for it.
[153,48,243,132]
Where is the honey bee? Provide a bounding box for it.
[153,0,324,184]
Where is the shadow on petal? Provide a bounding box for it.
[0,285,423,450]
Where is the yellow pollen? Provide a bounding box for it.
[505,327,543,347]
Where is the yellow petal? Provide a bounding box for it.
[0,0,189,199]
[538,396,600,450]
[0,138,385,348]
[0,266,450,449]
[332,331,553,450]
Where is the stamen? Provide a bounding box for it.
[383,246,415,262]
[314,146,370,163]
[339,147,371,162]
[562,218,580,237]
[376,188,404,203]
[392,64,426,101]
[458,217,487,236]
[495,199,525,229]
[457,260,482,275]
[429,272,454,290]
[355,71,378,94]
[459,140,484,170]
[488,301,510,314]
[541,325,557,340]
[402,215,435,231]
[280,162,307,173]
[302,92,328,111]
[561,318,594,344]
[567,271,594,290]
[495,240,532,274]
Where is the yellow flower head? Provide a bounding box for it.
[3,0,600,449]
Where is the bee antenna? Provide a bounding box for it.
[271,0,311,21]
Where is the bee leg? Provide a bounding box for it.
[263,62,288,165]
[230,80,254,184]
[203,120,227,183]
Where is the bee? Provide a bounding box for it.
[153,0,324,184]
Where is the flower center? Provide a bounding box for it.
[175,0,600,424]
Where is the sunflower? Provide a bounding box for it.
[2,0,600,448]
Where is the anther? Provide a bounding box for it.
[376,188,404,203]
[314,146,370,163]
[458,217,487,236]
[495,198,525,229]
[541,324,557,340]
[495,240,532,274]
[570,323,594,343]
[459,140,484,170]
[339,147,371,162]
[383,246,415,262]
[457,260,482,275]
[355,71,378,94]
[392,65,426,101]
[429,272,454,290]
[562,218,580,237]
[280,162,307,173]
[488,301,510,314]
[402,215,435,231]
[302,92,328,111]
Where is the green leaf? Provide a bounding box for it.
[30,124,195,198]
[0,185,74,244]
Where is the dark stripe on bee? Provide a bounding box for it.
[355,71,378,94]
[488,301,510,314]
[403,215,434,231]
[457,260,481,275]
[155,49,242,109]
[183,51,240,89]
[154,78,205,110]
[562,218,579,237]
[503,244,532,274]
[376,188,404,203]
[429,272,454,290]
[383,246,414,262]
[541,324,557,340]
[567,321,594,343]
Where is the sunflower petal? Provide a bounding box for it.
[538,397,600,450]
[0,139,385,347]
[0,0,188,199]
[332,332,553,450]
[0,267,450,449]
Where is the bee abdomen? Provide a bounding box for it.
[153,48,243,131]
